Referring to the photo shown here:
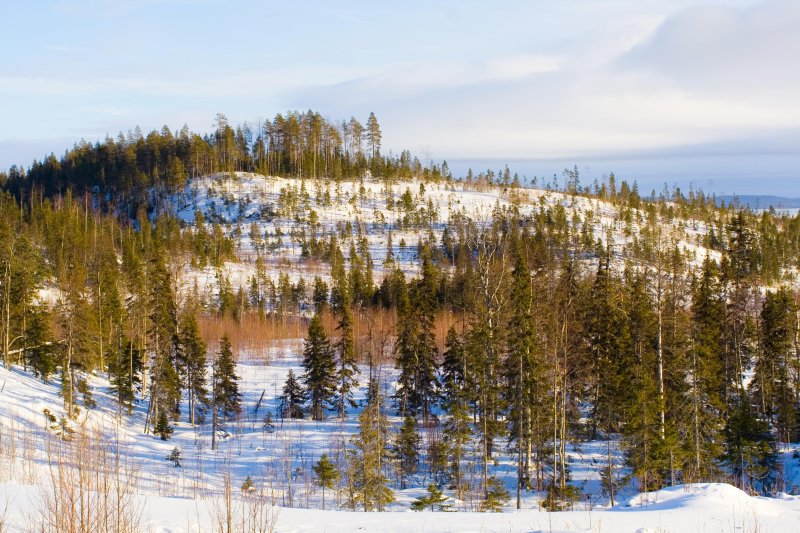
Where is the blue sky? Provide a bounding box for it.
[2,0,799,194]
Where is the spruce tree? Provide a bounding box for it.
[441,326,471,498]
[302,313,337,421]
[178,309,208,425]
[723,399,779,494]
[280,369,305,419]
[394,415,420,489]
[502,232,546,508]
[313,454,339,510]
[394,249,439,422]
[411,484,451,511]
[211,334,241,449]
[352,380,394,511]
[687,258,726,481]
[585,252,630,440]
[334,300,359,418]
[109,339,143,415]
[25,304,56,381]
[752,287,797,443]
[621,272,670,492]
[146,246,181,434]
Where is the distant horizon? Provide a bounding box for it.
[3,133,799,200]
[446,154,800,198]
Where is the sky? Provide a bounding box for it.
[2,0,799,195]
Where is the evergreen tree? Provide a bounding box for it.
[752,287,797,443]
[108,339,143,414]
[480,476,509,512]
[411,484,451,511]
[687,258,726,481]
[503,231,546,508]
[155,411,174,441]
[584,252,630,439]
[313,454,339,510]
[723,399,779,494]
[441,326,471,498]
[178,308,208,425]
[302,313,337,421]
[394,249,439,422]
[335,302,359,418]
[211,334,241,449]
[352,380,394,511]
[365,112,382,159]
[146,246,181,434]
[280,369,305,419]
[24,304,56,381]
[394,415,420,489]
[621,272,670,492]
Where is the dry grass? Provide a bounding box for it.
[199,307,465,365]
[30,425,143,533]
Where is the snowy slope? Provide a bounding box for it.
[169,172,727,302]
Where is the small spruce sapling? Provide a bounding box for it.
[411,484,452,512]
[312,454,340,510]
[167,447,182,467]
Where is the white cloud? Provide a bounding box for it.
[291,0,800,160]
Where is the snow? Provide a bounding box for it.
[3,173,800,530]
[2,353,800,532]
[3,480,800,532]
[167,172,737,304]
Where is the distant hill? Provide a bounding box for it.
[716,195,800,210]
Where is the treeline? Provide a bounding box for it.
[0,111,450,215]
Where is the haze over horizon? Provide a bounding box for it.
[3,0,799,196]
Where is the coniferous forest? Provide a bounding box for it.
[2,112,800,527]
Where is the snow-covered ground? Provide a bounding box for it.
[2,347,800,532]
[3,173,800,530]
[168,172,733,302]
[3,476,800,532]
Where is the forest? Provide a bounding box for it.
[1,111,800,519]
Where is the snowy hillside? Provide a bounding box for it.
[171,172,724,301]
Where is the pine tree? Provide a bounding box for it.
[313,454,339,510]
[280,369,305,419]
[365,112,381,159]
[302,313,337,421]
